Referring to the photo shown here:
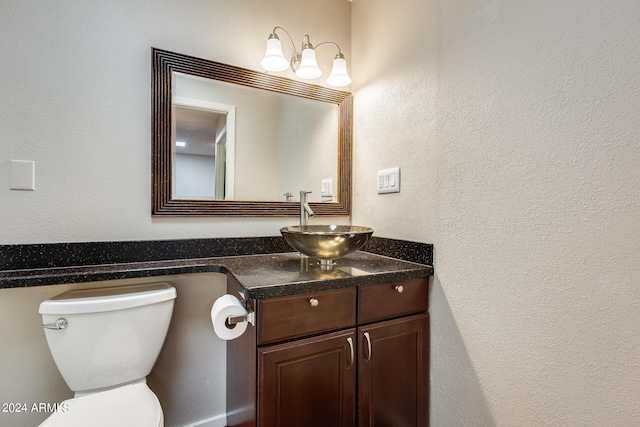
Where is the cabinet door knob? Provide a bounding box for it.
[363,332,372,362]
[395,285,404,293]
[346,337,354,368]
[309,298,319,307]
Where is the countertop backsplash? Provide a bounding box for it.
[0,236,432,273]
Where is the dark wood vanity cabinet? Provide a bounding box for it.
[255,287,358,426]
[226,277,429,427]
[358,314,429,427]
[258,329,357,427]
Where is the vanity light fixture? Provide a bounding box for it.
[260,27,351,87]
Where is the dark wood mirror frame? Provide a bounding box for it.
[152,48,352,217]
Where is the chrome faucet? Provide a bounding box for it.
[300,190,315,226]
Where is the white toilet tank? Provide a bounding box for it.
[39,283,177,395]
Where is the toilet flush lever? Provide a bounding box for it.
[42,318,68,330]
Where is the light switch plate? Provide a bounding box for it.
[10,160,35,191]
[321,178,333,197]
[377,167,400,194]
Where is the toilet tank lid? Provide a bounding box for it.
[39,283,177,315]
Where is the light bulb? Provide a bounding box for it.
[295,48,322,79]
[260,35,289,72]
[326,55,351,87]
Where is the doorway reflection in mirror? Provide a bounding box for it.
[173,104,230,200]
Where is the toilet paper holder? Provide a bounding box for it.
[226,310,254,326]
[225,294,255,327]
[220,292,255,329]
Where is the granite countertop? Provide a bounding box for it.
[0,236,433,299]
[0,251,431,299]
[223,251,431,298]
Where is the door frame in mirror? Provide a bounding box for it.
[172,95,236,200]
[152,48,352,217]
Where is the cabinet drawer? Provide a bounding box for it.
[257,287,356,345]
[358,278,429,324]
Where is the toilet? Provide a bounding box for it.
[38,283,177,427]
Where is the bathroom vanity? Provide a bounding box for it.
[226,277,429,427]
[0,236,432,427]
[216,244,431,427]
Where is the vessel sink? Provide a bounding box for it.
[280,225,374,270]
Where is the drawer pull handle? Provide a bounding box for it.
[395,285,404,293]
[309,298,319,307]
[363,332,372,362]
[346,337,354,368]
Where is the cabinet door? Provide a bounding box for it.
[358,314,429,427]
[258,329,357,427]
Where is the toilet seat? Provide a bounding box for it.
[39,383,163,427]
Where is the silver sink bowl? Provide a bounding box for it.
[280,225,374,270]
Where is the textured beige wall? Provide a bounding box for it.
[0,0,350,244]
[352,0,640,425]
[351,0,438,242]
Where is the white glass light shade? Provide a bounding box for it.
[326,56,351,87]
[260,37,289,72]
[295,48,322,79]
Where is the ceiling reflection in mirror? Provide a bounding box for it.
[152,48,352,216]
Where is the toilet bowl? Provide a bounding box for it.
[39,383,163,427]
[38,283,176,427]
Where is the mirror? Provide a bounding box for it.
[152,48,352,216]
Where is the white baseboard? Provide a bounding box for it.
[177,413,227,427]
